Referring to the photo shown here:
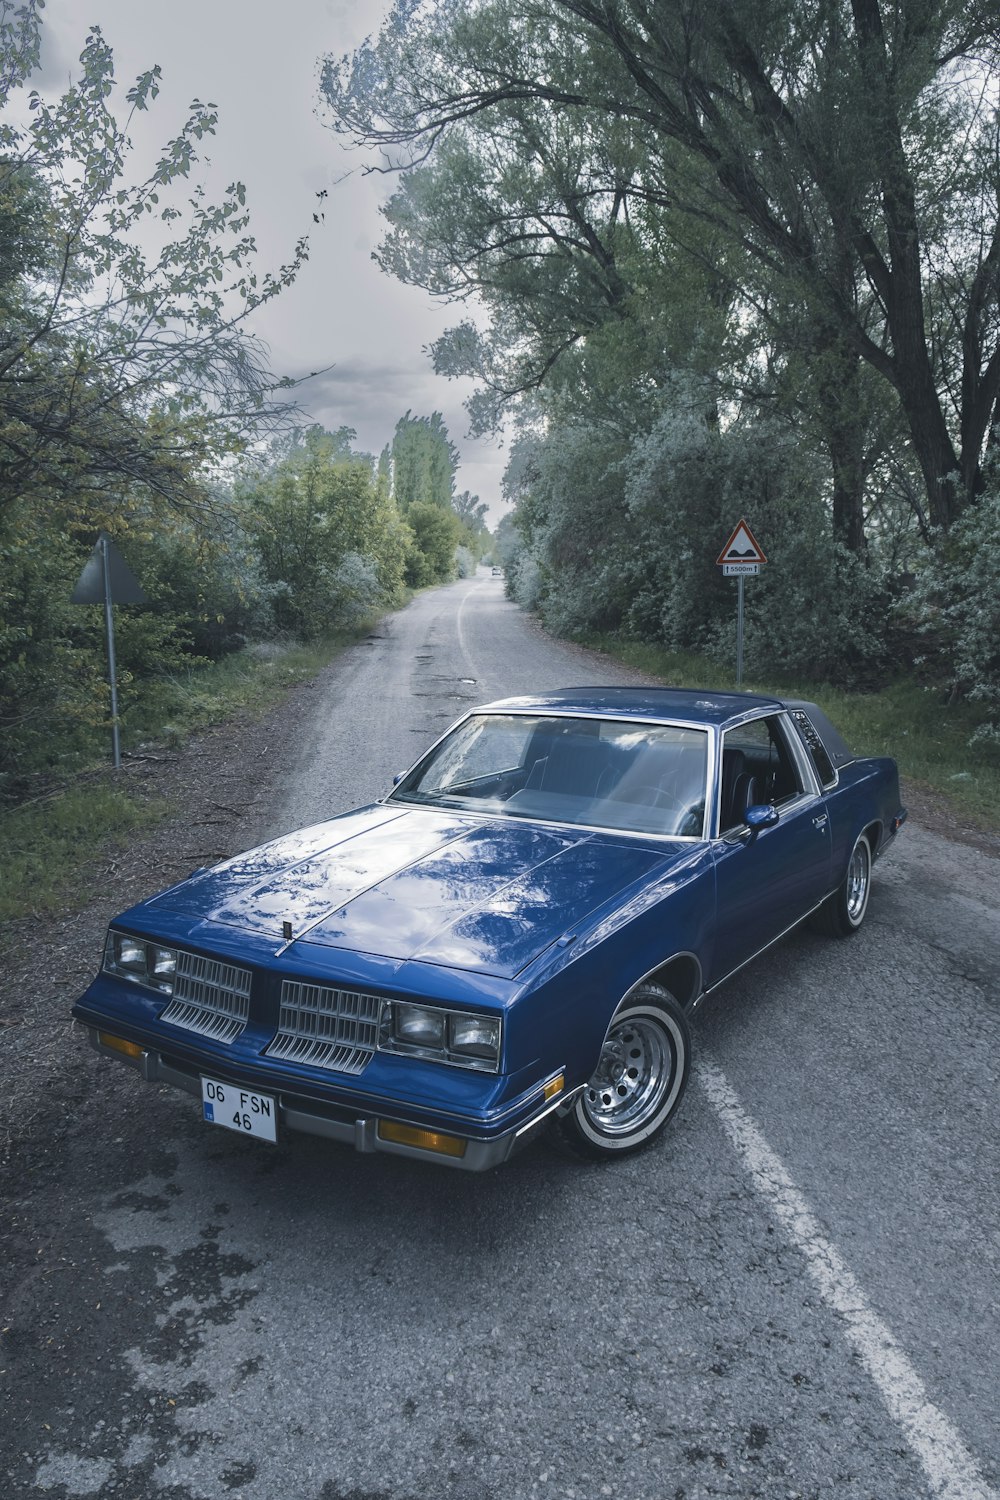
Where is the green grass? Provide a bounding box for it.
[0,629,373,929]
[581,635,1000,832]
[0,784,166,926]
[119,636,355,748]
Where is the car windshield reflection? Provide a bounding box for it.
[390,714,708,838]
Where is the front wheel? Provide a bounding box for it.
[553,983,690,1161]
[812,832,872,938]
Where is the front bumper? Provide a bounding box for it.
[82,1026,572,1171]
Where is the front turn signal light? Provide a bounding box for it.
[98,1032,143,1061]
[377,1120,467,1158]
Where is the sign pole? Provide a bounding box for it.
[716,519,767,688]
[100,536,122,769]
[736,574,745,687]
[71,531,145,768]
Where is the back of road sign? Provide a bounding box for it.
[71,532,146,606]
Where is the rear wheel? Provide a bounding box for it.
[812,832,872,937]
[554,983,690,1161]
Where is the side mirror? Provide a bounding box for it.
[392,773,404,786]
[745,803,779,836]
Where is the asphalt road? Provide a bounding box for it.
[7,575,999,1500]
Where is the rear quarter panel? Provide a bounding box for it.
[825,756,903,877]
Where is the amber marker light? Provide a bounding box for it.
[543,1074,565,1101]
[377,1121,467,1158]
[98,1032,143,1060]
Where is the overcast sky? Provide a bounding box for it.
[36,0,507,519]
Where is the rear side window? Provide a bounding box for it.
[789,709,837,788]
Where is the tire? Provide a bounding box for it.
[553,983,691,1161]
[812,832,872,938]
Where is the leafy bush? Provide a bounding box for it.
[708,542,894,687]
[901,486,1000,745]
[0,506,111,794]
[503,395,897,687]
[404,501,462,586]
[454,545,477,578]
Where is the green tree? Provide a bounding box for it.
[245,426,409,636]
[0,0,308,523]
[404,500,462,586]
[453,487,490,560]
[322,0,1000,531]
[391,411,460,509]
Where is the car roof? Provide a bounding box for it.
[477,686,786,728]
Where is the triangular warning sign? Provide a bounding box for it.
[71,532,146,605]
[717,519,766,566]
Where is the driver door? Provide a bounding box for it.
[709,714,832,985]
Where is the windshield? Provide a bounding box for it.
[389,714,708,838]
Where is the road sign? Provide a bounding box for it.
[716,519,767,568]
[716,520,766,687]
[71,532,146,605]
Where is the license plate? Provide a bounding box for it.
[201,1077,277,1143]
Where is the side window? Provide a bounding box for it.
[720,715,807,830]
[789,708,837,788]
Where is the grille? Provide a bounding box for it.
[264,980,381,1075]
[160,950,252,1044]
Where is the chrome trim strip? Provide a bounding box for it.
[702,896,830,998]
[627,951,705,1010]
[513,1088,572,1139]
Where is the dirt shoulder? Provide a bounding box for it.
[0,665,338,1199]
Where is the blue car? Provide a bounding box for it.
[73,688,906,1170]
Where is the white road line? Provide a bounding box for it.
[455,576,479,671]
[698,1057,998,1500]
[455,577,486,689]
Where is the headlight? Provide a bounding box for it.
[103,931,177,995]
[380,1002,501,1073]
[449,1014,500,1060]
[396,1006,446,1049]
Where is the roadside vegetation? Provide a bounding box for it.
[0,4,493,926]
[0,633,370,926]
[0,5,491,805]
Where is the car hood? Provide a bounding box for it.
[147,804,689,979]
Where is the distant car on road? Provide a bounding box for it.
[74,688,905,1170]
[491,565,502,576]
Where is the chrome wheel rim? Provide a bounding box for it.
[846,841,870,923]
[581,1015,674,1137]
